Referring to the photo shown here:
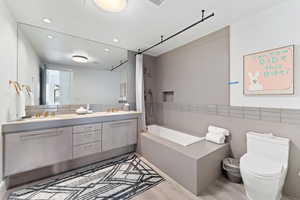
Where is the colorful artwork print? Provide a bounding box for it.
[244,45,294,95]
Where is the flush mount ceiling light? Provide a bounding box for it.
[72,55,89,63]
[113,38,119,43]
[42,18,52,24]
[104,48,110,52]
[47,35,54,39]
[94,0,127,12]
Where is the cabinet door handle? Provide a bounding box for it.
[20,132,60,141]
[84,126,94,130]
[110,122,131,127]
[86,132,96,138]
[74,124,100,133]
[58,129,65,134]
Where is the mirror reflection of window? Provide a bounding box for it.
[45,69,72,105]
[54,84,60,105]
[17,23,130,107]
[120,82,127,100]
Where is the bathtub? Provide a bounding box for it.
[141,125,230,195]
[147,125,204,146]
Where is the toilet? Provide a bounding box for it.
[240,132,290,200]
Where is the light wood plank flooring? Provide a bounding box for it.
[134,156,297,200]
[3,155,298,200]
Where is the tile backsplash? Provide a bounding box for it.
[153,102,300,126]
[26,103,136,117]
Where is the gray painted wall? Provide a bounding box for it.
[0,0,18,181]
[154,27,230,106]
[143,55,157,125]
[126,51,137,106]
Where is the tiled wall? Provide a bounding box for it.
[27,102,300,125]
[207,104,300,125]
[153,103,300,126]
[26,103,136,117]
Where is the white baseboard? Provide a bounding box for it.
[0,180,6,199]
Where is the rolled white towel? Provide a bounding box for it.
[205,132,226,144]
[208,125,230,136]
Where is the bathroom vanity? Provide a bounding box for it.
[2,111,141,183]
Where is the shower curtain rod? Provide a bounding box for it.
[111,10,214,71]
[110,60,129,71]
[137,10,214,55]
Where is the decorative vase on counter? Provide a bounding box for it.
[123,103,130,111]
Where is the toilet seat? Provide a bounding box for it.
[241,154,284,178]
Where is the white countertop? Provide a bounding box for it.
[2,111,141,134]
[3,111,140,125]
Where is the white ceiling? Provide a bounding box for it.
[19,24,127,70]
[6,0,283,56]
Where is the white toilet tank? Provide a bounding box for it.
[246,132,290,166]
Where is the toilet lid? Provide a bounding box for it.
[241,154,283,177]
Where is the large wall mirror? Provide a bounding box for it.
[17,23,135,109]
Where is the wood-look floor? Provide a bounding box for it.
[132,177,296,200]
[134,156,297,200]
[3,155,297,200]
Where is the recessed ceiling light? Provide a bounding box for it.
[94,0,127,12]
[72,55,89,63]
[113,38,119,43]
[47,35,54,39]
[42,18,52,24]
[104,48,110,52]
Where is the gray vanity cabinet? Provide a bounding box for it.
[2,112,141,179]
[126,120,138,145]
[72,123,102,159]
[102,119,137,152]
[4,127,73,176]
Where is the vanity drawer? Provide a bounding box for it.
[4,127,73,176]
[73,142,101,159]
[73,123,101,133]
[73,130,101,146]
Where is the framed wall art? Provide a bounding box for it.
[244,45,294,95]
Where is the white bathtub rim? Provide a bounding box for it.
[147,125,204,146]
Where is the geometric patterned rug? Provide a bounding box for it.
[8,154,164,200]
